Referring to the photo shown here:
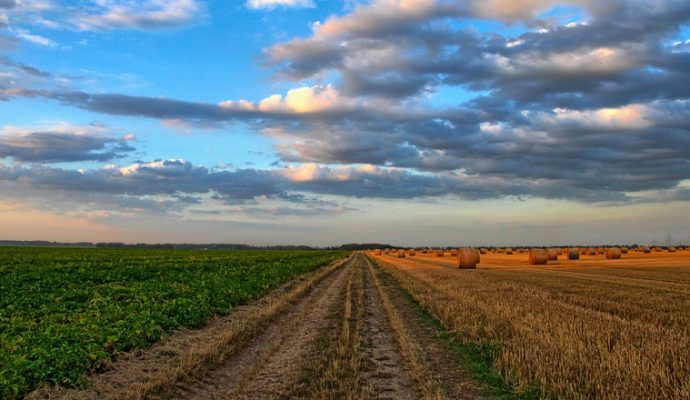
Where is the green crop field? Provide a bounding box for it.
[0,247,349,398]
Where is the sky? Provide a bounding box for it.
[0,0,689,247]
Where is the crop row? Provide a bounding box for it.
[0,247,348,399]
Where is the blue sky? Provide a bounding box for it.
[1,0,689,246]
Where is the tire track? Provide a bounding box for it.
[171,256,355,399]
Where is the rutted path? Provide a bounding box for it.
[41,253,484,399]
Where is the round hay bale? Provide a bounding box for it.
[449,250,457,256]
[567,248,580,260]
[374,249,382,256]
[457,247,478,269]
[408,250,416,256]
[480,248,487,254]
[641,246,651,253]
[587,247,596,256]
[606,247,622,259]
[621,247,629,254]
[668,247,677,253]
[529,249,548,265]
[397,251,405,258]
[505,248,513,255]
[436,249,444,257]
[547,248,559,261]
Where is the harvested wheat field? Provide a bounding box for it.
[369,248,690,399]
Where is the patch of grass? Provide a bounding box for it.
[373,261,543,400]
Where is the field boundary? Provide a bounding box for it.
[366,255,542,400]
[27,253,354,400]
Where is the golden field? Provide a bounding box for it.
[370,249,690,399]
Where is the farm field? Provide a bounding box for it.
[5,247,690,399]
[370,249,690,399]
[0,247,348,399]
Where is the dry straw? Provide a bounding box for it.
[606,247,622,259]
[566,248,579,260]
[529,248,548,265]
[547,249,559,261]
[456,247,479,269]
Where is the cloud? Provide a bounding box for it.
[0,56,52,77]
[246,0,314,10]
[73,0,205,31]
[10,28,57,47]
[0,123,136,162]
[266,0,690,102]
[2,0,690,210]
[221,85,350,114]
[0,0,16,9]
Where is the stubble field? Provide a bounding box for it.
[369,249,690,399]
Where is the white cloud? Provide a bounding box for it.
[220,85,350,114]
[73,0,204,31]
[11,28,56,47]
[246,0,315,10]
[540,105,653,130]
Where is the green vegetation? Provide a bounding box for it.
[0,247,348,398]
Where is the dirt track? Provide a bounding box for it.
[169,252,482,399]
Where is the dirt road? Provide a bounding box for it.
[169,252,481,399]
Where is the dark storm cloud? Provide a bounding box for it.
[0,130,135,162]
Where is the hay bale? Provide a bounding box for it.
[668,247,677,253]
[547,248,559,261]
[505,248,513,255]
[449,250,457,256]
[408,250,416,256]
[606,247,622,259]
[397,251,405,258]
[641,246,651,253]
[567,248,580,260]
[436,249,444,257]
[374,249,382,256]
[621,247,629,254]
[529,249,548,265]
[480,248,487,254]
[457,247,478,269]
[586,247,596,256]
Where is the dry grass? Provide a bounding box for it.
[290,256,369,399]
[372,250,690,399]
